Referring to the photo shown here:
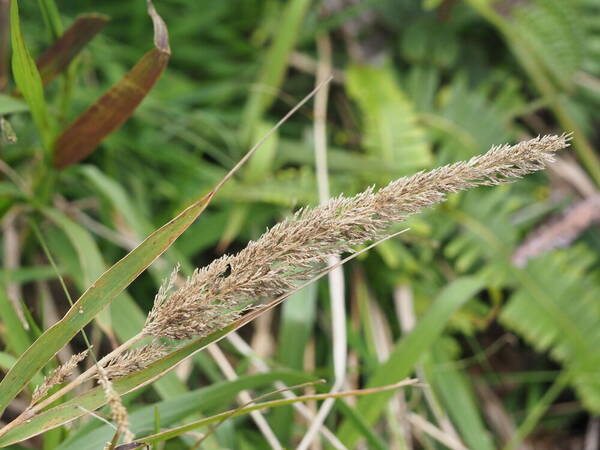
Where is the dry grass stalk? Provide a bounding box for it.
[97,366,134,444]
[30,350,89,405]
[143,134,571,341]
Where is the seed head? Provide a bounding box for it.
[143,134,571,341]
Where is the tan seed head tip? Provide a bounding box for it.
[30,349,90,405]
[97,366,134,443]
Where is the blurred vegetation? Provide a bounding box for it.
[1,0,600,448]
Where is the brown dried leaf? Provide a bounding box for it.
[53,1,170,169]
[36,14,109,86]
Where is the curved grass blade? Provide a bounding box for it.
[10,0,53,150]
[42,208,115,336]
[0,0,8,91]
[335,401,388,450]
[239,0,311,145]
[37,0,63,39]
[0,352,42,393]
[424,339,495,450]
[0,287,32,357]
[0,190,213,417]
[37,14,109,86]
[53,1,169,169]
[43,208,187,398]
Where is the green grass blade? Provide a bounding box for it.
[0,286,32,356]
[239,0,311,145]
[10,0,54,150]
[424,339,495,450]
[42,209,188,397]
[336,401,388,450]
[0,93,28,115]
[0,191,213,416]
[272,284,317,440]
[0,351,18,374]
[0,352,42,396]
[42,208,115,335]
[36,0,63,39]
[78,165,149,237]
[338,276,484,446]
[1,266,59,284]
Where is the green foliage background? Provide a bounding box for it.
[1,0,600,448]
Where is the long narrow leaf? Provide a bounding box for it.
[239,0,311,145]
[53,1,169,168]
[424,339,495,450]
[338,277,484,446]
[0,93,28,115]
[0,287,32,356]
[37,14,109,86]
[0,190,213,416]
[36,0,63,39]
[10,0,53,149]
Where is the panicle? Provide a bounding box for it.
[31,350,89,405]
[143,134,571,341]
[102,342,168,379]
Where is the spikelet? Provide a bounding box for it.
[30,350,89,405]
[102,342,167,379]
[97,366,134,444]
[143,134,571,341]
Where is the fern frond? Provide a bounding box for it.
[500,246,600,412]
[506,0,586,88]
[346,64,432,172]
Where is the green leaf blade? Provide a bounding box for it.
[338,276,484,446]
[10,0,54,149]
[0,192,213,416]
